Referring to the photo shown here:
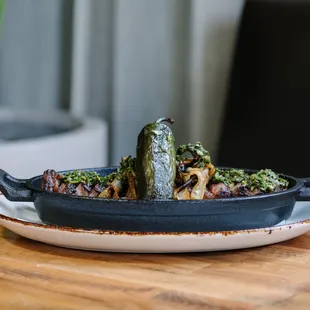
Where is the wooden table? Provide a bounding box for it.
[0,227,310,310]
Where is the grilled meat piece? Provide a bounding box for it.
[231,183,262,197]
[89,189,100,197]
[49,175,104,197]
[203,189,215,199]
[208,183,231,198]
[58,183,69,194]
[231,183,248,196]
[42,169,59,192]
[246,188,262,196]
[75,183,89,197]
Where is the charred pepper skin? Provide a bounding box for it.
[136,117,176,200]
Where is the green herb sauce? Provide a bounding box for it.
[60,156,137,187]
[211,168,289,193]
[176,141,211,168]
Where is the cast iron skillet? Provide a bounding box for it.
[0,167,310,233]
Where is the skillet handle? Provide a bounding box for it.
[296,177,310,201]
[0,169,34,202]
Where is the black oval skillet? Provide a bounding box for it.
[0,167,309,233]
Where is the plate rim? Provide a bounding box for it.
[1,204,310,237]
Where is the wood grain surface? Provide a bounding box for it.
[0,227,310,310]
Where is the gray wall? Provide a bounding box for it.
[0,0,67,109]
[0,0,245,165]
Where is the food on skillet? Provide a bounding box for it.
[41,117,289,200]
[42,156,137,199]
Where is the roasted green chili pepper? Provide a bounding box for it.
[136,117,176,199]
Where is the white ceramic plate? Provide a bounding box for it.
[0,195,310,253]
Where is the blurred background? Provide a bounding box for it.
[0,0,308,178]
